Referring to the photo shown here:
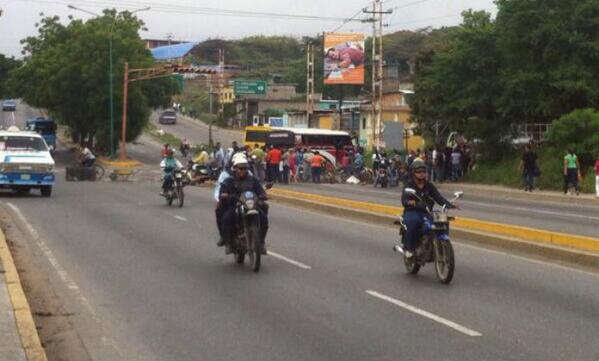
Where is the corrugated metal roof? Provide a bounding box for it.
[151,42,195,60]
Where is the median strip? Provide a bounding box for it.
[268,188,599,268]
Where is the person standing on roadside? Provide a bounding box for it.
[311,151,325,183]
[563,148,581,195]
[281,148,290,184]
[520,144,538,192]
[267,145,282,183]
[594,154,599,198]
[451,148,462,181]
[250,143,265,182]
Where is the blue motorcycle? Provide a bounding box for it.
[393,189,463,284]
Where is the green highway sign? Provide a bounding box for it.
[234,80,267,95]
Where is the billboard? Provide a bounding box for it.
[324,32,365,85]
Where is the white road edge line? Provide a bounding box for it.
[5,202,124,356]
[174,215,187,222]
[365,290,482,337]
[268,251,312,270]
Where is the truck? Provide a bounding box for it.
[0,127,55,196]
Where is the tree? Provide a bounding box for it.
[11,11,178,151]
[495,0,599,124]
[0,54,21,98]
[411,11,507,158]
[546,108,599,169]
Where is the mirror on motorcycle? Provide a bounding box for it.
[453,191,464,199]
[404,188,417,195]
[264,182,274,190]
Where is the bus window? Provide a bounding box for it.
[244,130,269,144]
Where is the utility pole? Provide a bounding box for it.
[363,0,391,149]
[306,43,315,128]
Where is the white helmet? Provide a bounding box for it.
[231,153,249,168]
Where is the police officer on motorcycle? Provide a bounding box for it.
[217,154,269,254]
[401,160,457,258]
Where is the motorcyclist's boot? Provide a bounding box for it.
[217,237,225,247]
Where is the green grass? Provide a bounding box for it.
[464,150,594,193]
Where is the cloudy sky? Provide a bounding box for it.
[0,0,496,57]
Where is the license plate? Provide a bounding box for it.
[20,174,31,180]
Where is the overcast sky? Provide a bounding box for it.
[0,0,497,58]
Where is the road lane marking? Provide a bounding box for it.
[365,290,482,337]
[174,215,187,222]
[459,199,599,221]
[268,251,312,270]
[5,202,124,356]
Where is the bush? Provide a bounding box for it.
[546,108,599,169]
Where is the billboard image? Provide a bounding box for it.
[324,32,365,85]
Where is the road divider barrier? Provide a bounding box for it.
[268,188,599,269]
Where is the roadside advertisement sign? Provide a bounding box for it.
[234,80,266,95]
[324,32,365,85]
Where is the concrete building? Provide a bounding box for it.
[359,90,424,151]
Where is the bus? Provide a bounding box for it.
[265,127,353,165]
[25,117,57,153]
[244,125,273,148]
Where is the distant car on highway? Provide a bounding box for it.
[2,99,17,111]
[159,109,177,124]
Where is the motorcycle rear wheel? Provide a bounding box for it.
[235,250,245,264]
[434,240,455,284]
[177,186,184,207]
[404,255,420,275]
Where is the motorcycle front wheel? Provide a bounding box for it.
[247,224,261,272]
[434,240,455,284]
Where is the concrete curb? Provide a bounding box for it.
[268,189,599,270]
[438,183,598,206]
[0,230,47,361]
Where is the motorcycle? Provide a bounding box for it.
[229,189,269,272]
[185,161,214,185]
[375,159,390,188]
[163,169,185,207]
[393,189,463,284]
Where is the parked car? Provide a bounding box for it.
[159,109,177,124]
[2,99,17,111]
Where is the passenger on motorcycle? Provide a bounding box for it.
[401,160,456,258]
[160,149,182,196]
[80,146,96,167]
[217,154,268,254]
[193,145,210,165]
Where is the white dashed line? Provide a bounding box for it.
[174,215,187,222]
[268,251,312,270]
[366,290,482,337]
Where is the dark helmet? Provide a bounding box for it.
[410,159,426,172]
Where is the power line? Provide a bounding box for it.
[386,0,437,9]
[13,0,364,22]
[331,0,373,32]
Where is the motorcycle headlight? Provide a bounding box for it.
[433,212,448,223]
[244,199,256,209]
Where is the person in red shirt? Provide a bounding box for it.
[594,154,599,198]
[161,143,170,158]
[267,145,282,183]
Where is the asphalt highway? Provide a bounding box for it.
[2,103,599,361]
[283,183,599,239]
[151,111,243,147]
